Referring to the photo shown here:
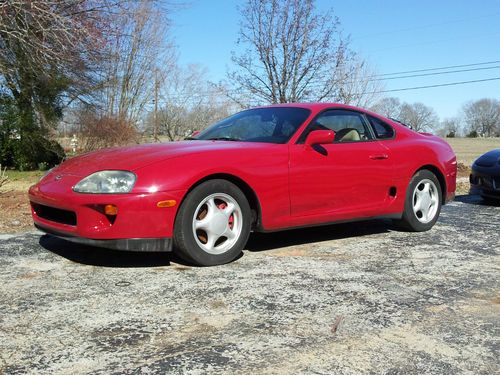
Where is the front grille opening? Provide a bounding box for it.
[32,203,77,226]
[494,176,500,189]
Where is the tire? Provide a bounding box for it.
[173,179,251,266]
[397,170,442,232]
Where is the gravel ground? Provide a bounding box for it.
[0,194,498,374]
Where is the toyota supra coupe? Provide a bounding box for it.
[469,149,500,203]
[29,103,457,266]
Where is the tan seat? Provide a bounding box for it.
[335,128,361,142]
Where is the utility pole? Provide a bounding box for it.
[153,69,159,142]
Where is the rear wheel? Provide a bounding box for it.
[173,179,251,266]
[397,170,442,231]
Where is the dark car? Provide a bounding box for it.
[470,149,500,202]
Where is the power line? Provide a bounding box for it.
[280,63,500,91]
[375,65,500,81]
[367,31,500,54]
[151,60,500,103]
[377,60,500,77]
[354,12,500,40]
[153,75,500,103]
[303,63,500,88]
[371,77,500,94]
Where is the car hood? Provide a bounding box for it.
[474,149,500,168]
[50,141,272,177]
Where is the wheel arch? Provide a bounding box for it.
[180,173,263,230]
[415,164,446,203]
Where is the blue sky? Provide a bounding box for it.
[170,0,500,119]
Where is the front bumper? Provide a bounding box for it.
[29,175,187,243]
[35,223,172,251]
[470,170,500,200]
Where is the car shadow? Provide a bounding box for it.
[454,193,500,207]
[40,219,394,267]
[246,219,394,252]
[39,235,188,268]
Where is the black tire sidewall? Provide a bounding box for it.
[401,170,442,232]
[173,179,251,266]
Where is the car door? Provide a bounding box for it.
[288,109,394,222]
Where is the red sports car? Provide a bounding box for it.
[29,103,457,266]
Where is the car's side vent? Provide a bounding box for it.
[389,187,397,197]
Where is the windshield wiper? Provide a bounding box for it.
[184,136,199,140]
[206,137,241,141]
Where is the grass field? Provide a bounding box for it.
[444,137,500,166]
[3,170,44,191]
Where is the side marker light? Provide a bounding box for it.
[157,200,176,208]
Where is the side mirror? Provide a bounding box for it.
[305,130,335,146]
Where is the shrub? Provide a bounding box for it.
[6,132,65,171]
[1,96,65,170]
[78,112,138,152]
[467,130,479,138]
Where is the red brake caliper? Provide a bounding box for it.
[217,202,234,230]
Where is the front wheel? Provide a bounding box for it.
[173,179,251,266]
[397,170,442,231]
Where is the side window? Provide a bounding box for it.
[368,115,395,139]
[299,110,373,143]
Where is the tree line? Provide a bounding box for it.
[1,0,498,170]
[370,97,500,138]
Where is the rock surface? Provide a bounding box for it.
[0,195,498,374]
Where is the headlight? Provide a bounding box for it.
[73,170,136,194]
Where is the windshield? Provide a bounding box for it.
[193,107,311,144]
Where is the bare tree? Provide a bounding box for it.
[370,97,402,119]
[0,1,109,75]
[101,0,176,126]
[152,65,234,141]
[462,98,500,137]
[438,118,461,138]
[336,58,384,108]
[228,0,359,104]
[0,1,119,115]
[0,163,8,191]
[398,102,439,132]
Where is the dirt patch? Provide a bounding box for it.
[456,162,471,178]
[455,178,469,195]
[0,190,33,233]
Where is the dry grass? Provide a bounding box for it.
[0,164,9,191]
[1,171,43,192]
[443,137,500,166]
[441,137,500,195]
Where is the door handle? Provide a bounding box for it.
[369,154,389,160]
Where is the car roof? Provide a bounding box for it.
[263,102,355,111]
[262,102,397,121]
[260,102,418,137]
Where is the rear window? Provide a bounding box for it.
[368,116,395,139]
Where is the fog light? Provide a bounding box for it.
[104,204,118,215]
